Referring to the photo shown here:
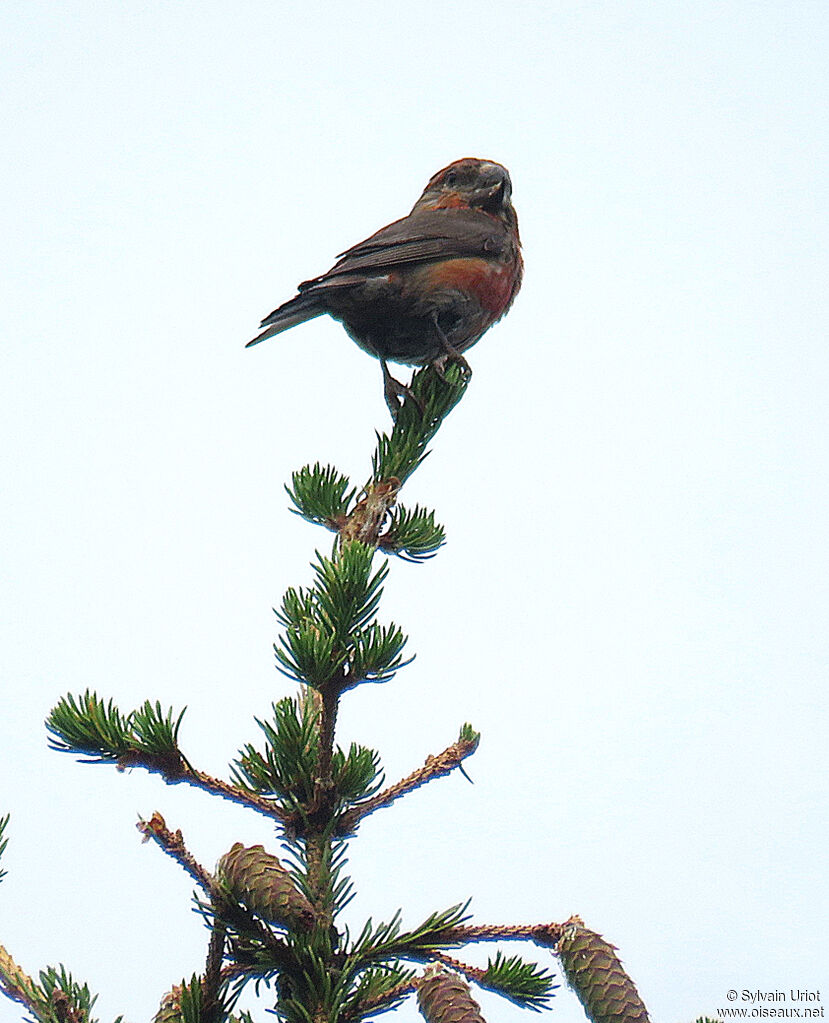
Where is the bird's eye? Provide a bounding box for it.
[445,171,458,188]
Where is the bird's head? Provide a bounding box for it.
[414,158,517,226]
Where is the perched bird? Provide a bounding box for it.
[247,157,522,415]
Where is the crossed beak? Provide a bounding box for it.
[470,165,511,210]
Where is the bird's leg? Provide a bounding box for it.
[430,312,472,379]
[381,359,420,420]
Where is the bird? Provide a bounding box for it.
[247,157,522,416]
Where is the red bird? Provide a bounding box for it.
[247,158,523,415]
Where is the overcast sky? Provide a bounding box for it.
[1,3,827,1022]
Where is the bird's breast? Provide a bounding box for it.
[415,257,519,317]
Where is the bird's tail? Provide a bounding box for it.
[246,293,323,347]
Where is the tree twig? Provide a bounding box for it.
[0,943,40,1015]
[137,811,214,892]
[432,921,565,946]
[338,732,479,834]
[124,756,294,824]
[203,914,227,1023]
[426,950,487,982]
[342,977,418,1021]
[339,479,401,547]
[137,812,294,969]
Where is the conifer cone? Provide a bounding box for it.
[556,916,650,1023]
[218,843,315,931]
[417,964,487,1023]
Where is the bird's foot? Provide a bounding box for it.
[430,312,472,380]
[432,348,472,381]
[382,360,423,420]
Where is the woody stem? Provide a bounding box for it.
[317,683,339,792]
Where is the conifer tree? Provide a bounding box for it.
[0,365,652,1023]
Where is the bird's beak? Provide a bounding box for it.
[471,166,511,210]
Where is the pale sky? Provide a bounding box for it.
[1,3,827,1022]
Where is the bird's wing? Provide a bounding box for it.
[298,209,507,290]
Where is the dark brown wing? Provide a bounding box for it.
[298,209,508,291]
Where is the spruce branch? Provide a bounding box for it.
[37,966,104,1023]
[341,966,418,1022]
[139,815,295,980]
[424,951,487,985]
[315,683,339,797]
[404,919,651,1019]
[298,825,351,935]
[378,504,445,561]
[47,691,191,778]
[435,921,564,946]
[231,696,383,821]
[278,366,467,557]
[478,951,558,1010]
[273,542,410,694]
[182,769,293,824]
[346,622,412,687]
[1,939,116,1023]
[349,903,471,964]
[48,692,297,824]
[346,916,556,1011]
[338,726,480,834]
[422,949,558,1011]
[354,929,558,1009]
[371,364,470,485]
[287,463,356,530]
[332,743,384,805]
[232,695,319,807]
[275,622,347,689]
[46,691,132,763]
[312,543,387,643]
[131,700,187,757]
[531,923,568,949]
[340,480,402,549]
[286,833,355,920]
[137,812,214,895]
[27,323,658,1023]
[203,919,227,1023]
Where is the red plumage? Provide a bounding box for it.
[248,158,522,412]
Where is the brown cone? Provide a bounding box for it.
[556,917,650,1023]
[417,964,487,1023]
[218,842,315,931]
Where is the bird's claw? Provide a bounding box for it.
[382,361,424,421]
[432,350,472,381]
[430,311,472,381]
